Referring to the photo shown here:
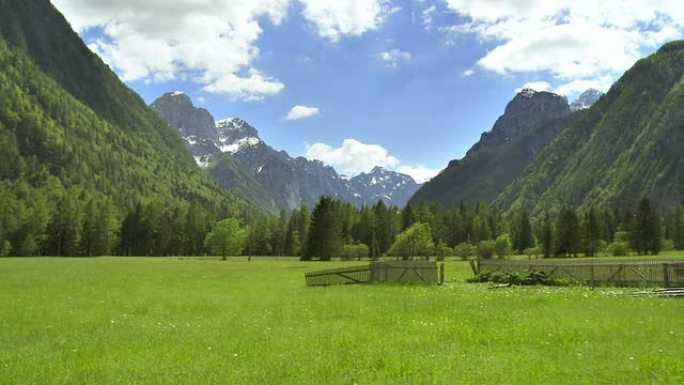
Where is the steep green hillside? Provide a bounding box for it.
[206,154,278,213]
[410,90,574,207]
[496,41,684,215]
[410,114,575,207]
[0,0,251,255]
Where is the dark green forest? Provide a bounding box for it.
[0,1,254,257]
[290,196,674,261]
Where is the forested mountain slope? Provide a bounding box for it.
[0,0,250,256]
[495,40,684,215]
[410,90,578,206]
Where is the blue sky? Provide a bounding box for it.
[53,0,684,182]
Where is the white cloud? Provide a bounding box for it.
[52,0,392,101]
[462,69,475,76]
[305,139,400,175]
[202,68,284,101]
[298,0,393,42]
[52,0,290,101]
[378,49,412,68]
[514,81,550,94]
[553,76,614,97]
[422,5,437,30]
[304,139,438,182]
[441,0,684,91]
[286,105,320,120]
[397,165,439,183]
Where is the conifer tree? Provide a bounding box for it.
[512,209,534,254]
[631,197,661,255]
[305,196,343,260]
[582,206,601,257]
[555,207,580,257]
[671,204,684,250]
[541,213,553,258]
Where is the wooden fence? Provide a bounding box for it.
[478,259,684,288]
[305,261,444,286]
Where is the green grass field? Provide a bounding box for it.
[1,257,683,385]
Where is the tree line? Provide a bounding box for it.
[293,196,672,260]
[1,179,676,259]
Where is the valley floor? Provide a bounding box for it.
[0,257,682,384]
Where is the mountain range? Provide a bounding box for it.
[413,41,684,215]
[495,41,684,215]
[151,92,420,212]
[410,88,602,207]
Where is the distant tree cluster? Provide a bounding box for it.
[296,196,672,261]
[0,177,673,259]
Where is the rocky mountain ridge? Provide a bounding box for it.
[151,92,420,211]
[410,87,599,207]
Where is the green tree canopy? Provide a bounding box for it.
[388,222,434,260]
[204,218,248,259]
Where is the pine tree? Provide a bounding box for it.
[401,204,415,231]
[555,207,580,257]
[46,194,81,256]
[512,209,534,254]
[631,197,661,255]
[541,213,553,258]
[671,204,684,250]
[582,206,601,257]
[305,196,343,260]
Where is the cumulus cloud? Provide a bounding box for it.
[553,76,614,97]
[378,49,412,68]
[304,139,438,182]
[397,165,439,183]
[462,69,475,77]
[305,139,400,175]
[298,0,393,42]
[514,81,550,94]
[52,0,393,100]
[441,0,684,94]
[286,105,320,120]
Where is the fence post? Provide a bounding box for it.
[663,263,670,288]
[439,263,445,285]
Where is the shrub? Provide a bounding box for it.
[454,242,475,260]
[494,233,513,259]
[660,239,675,252]
[434,242,453,261]
[479,240,496,259]
[1,241,11,257]
[353,243,370,260]
[467,270,580,287]
[524,246,541,259]
[607,241,629,256]
[340,244,356,260]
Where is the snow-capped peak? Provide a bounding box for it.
[170,91,186,96]
[519,88,537,98]
[570,89,603,111]
[218,136,261,154]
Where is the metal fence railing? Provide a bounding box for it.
[478,259,684,288]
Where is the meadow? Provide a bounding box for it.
[1,257,683,385]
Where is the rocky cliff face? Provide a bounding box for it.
[151,93,420,210]
[467,89,571,155]
[410,88,601,207]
